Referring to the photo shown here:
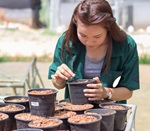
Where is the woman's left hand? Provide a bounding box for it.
[83,77,108,101]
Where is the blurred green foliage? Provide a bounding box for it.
[40,0,50,28]
[39,0,60,35]
[0,55,53,63]
[139,54,150,64]
[1,54,150,64]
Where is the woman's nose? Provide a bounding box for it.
[85,39,95,45]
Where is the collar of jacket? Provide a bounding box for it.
[111,40,124,58]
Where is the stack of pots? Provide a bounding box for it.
[3,95,30,130]
[0,112,9,131]
[65,79,102,131]
[0,79,130,131]
[66,79,130,131]
[14,88,63,131]
[84,108,116,131]
[0,103,25,131]
[3,95,30,113]
[27,88,63,131]
[100,103,129,131]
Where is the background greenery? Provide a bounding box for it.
[0,54,150,64]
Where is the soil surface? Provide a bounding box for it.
[15,113,46,121]
[0,112,8,120]
[102,105,127,110]
[68,114,98,123]
[63,104,94,111]
[5,98,28,102]
[54,110,76,119]
[0,105,23,111]
[28,118,62,128]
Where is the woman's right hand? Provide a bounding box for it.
[51,64,75,88]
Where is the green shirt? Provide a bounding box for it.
[48,34,140,104]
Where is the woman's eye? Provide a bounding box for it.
[80,34,86,37]
[94,35,101,38]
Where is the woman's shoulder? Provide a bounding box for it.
[113,34,137,49]
[57,34,65,43]
[54,34,66,49]
[112,34,138,56]
[126,34,137,47]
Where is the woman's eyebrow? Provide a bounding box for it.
[79,32,86,35]
[94,33,102,37]
[79,32,102,37]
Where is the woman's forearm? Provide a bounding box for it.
[106,87,133,101]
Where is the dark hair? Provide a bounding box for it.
[62,0,127,72]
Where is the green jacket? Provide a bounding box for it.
[48,34,140,104]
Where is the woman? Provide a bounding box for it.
[48,0,140,104]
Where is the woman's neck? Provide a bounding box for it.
[86,44,108,61]
[86,36,111,61]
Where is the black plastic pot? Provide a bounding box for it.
[68,114,102,131]
[0,112,9,131]
[3,95,30,112]
[15,112,47,129]
[15,113,33,129]
[55,104,64,112]
[28,88,58,116]
[58,99,72,106]
[93,99,115,108]
[28,118,63,131]
[67,79,96,104]
[100,103,129,131]
[0,103,25,131]
[54,110,76,130]
[84,108,116,131]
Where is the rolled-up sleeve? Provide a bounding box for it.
[117,36,140,90]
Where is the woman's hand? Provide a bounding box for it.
[83,77,108,101]
[51,64,75,89]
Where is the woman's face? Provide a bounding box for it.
[77,19,108,50]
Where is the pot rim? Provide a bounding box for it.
[100,103,130,111]
[3,95,29,103]
[28,88,58,96]
[0,103,25,113]
[67,79,96,85]
[84,108,116,116]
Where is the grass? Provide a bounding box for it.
[39,0,50,28]
[139,54,150,64]
[0,55,53,63]
[1,54,150,64]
